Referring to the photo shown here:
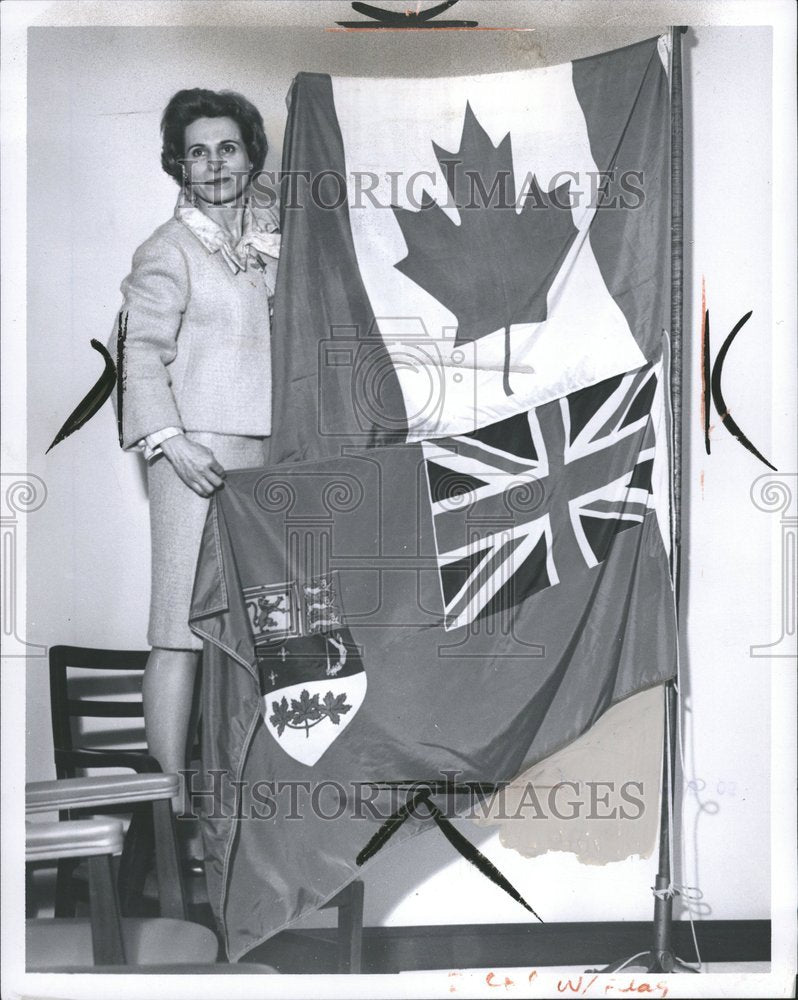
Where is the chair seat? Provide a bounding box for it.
[26,917,219,969]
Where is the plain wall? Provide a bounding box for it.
[25,22,776,928]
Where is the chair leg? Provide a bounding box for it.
[336,879,364,974]
[25,867,36,918]
[87,854,126,964]
[54,857,78,917]
[117,805,155,916]
[151,798,187,920]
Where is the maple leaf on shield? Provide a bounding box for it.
[291,689,324,725]
[269,696,292,737]
[392,103,578,396]
[322,690,353,725]
[268,689,354,740]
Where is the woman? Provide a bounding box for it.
[110,89,279,817]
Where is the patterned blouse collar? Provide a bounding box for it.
[174,191,280,273]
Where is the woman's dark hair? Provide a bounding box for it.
[160,88,268,183]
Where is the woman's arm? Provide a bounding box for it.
[111,233,227,496]
[110,235,188,449]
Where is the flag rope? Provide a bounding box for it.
[671,675,705,970]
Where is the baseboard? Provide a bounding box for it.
[243,919,770,974]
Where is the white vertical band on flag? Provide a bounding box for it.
[331,65,646,442]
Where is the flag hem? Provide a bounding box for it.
[221,676,674,963]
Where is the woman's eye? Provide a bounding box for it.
[222,144,236,154]
[189,148,205,158]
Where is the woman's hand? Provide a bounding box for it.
[160,435,226,497]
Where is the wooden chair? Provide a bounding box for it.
[25,773,218,968]
[26,772,279,973]
[48,645,162,916]
[48,645,154,781]
[46,644,364,970]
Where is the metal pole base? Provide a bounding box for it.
[586,952,700,974]
[584,878,700,974]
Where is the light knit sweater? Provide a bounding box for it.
[110,199,279,450]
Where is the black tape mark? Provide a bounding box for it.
[116,310,127,447]
[46,339,117,454]
[710,310,777,471]
[356,786,543,922]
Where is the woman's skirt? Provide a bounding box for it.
[147,431,267,650]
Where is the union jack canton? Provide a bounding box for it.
[422,363,662,631]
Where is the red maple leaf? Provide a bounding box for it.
[392,103,578,395]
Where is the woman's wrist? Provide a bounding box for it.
[159,433,187,460]
[140,427,184,462]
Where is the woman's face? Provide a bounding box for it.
[183,116,252,205]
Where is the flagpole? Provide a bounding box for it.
[589,26,697,976]
[670,25,685,609]
[649,23,694,976]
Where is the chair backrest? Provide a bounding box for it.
[48,645,150,779]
